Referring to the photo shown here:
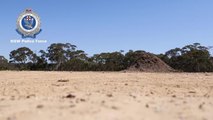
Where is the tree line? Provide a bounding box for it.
[0,43,213,72]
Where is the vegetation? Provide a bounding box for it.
[0,56,9,70]
[158,43,213,72]
[0,43,212,72]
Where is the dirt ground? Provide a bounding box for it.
[0,71,213,120]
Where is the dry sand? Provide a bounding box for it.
[0,71,213,120]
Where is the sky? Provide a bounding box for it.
[0,0,213,59]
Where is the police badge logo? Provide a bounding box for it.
[16,9,41,38]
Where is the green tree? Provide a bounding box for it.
[30,50,49,70]
[9,47,37,70]
[161,43,213,72]
[91,51,125,71]
[0,56,9,70]
[9,47,37,64]
[46,43,76,70]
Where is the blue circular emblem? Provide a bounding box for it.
[16,9,41,38]
[21,15,37,30]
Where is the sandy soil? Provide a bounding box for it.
[0,71,213,120]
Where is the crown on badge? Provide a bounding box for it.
[26,9,32,12]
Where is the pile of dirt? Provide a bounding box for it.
[127,51,174,72]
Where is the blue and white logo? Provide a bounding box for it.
[16,9,41,38]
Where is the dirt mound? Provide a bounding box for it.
[127,51,174,72]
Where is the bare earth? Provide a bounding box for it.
[0,71,213,120]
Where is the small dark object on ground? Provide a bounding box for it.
[172,95,176,98]
[106,94,113,97]
[199,102,205,110]
[111,106,118,110]
[70,104,76,108]
[65,94,76,99]
[26,94,36,99]
[57,79,69,82]
[146,104,149,108]
[80,98,86,102]
[189,91,196,93]
[36,104,44,109]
